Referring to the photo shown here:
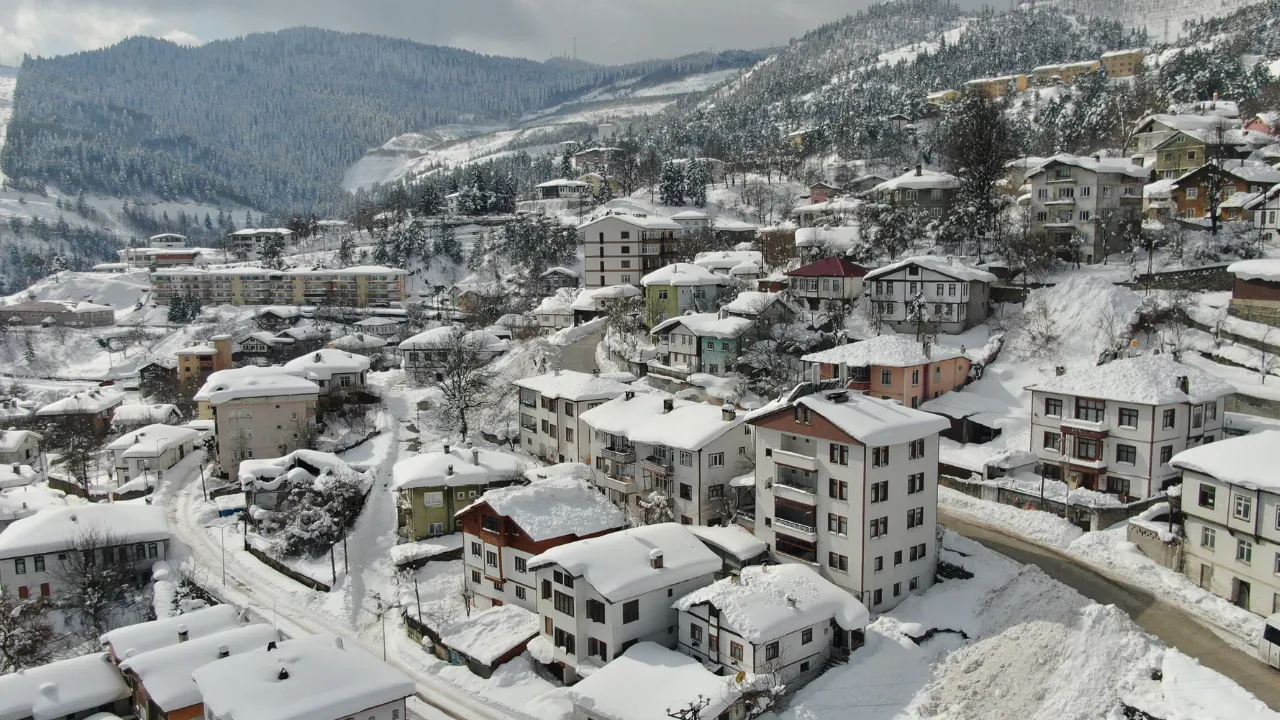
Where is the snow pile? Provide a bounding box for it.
[436,604,540,666]
[688,524,767,561]
[1129,502,1179,542]
[464,466,626,542]
[389,534,463,566]
[674,564,869,641]
[1013,276,1143,366]
[566,642,741,720]
[939,487,1085,549]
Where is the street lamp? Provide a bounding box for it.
[367,591,397,662]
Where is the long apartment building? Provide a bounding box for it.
[579,214,683,289]
[150,265,407,307]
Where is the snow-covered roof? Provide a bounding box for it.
[729,261,760,276]
[565,642,740,720]
[569,284,641,312]
[228,227,294,237]
[459,466,625,542]
[717,219,759,233]
[354,316,400,327]
[748,387,949,446]
[392,445,525,491]
[191,635,415,720]
[802,335,965,367]
[580,393,744,450]
[1228,258,1280,282]
[0,503,169,557]
[787,255,868,277]
[255,305,302,318]
[872,168,959,192]
[651,312,753,339]
[195,367,319,404]
[864,256,997,283]
[177,344,217,355]
[0,464,37,489]
[330,333,389,351]
[539,266,578,279]
[112,404,179,425]
[282,349,370,381]
[1171,431,1280,492]
[35,389,124,416]
[120,625,280,713]
[687,524,767,561]
[675,564,868,641]
[101,604,242,659]
[1026,154,1151,180]
[794,225,862,250]
[238,449,362,492]
[580,213,682,231]
[1027,354,1236,405]
[721,291,795,316]
[397,325,509,353]
[435,605,540,666]
[536,178,589,188]
[529,523,721,601]
[1143,178,1177,199]
[288,265,407,277]
[0,429,40,453]
[0,652,129,720]
[278,325,327,341]
[793,198,862,216]
[2,300,114,314]
[514,370,630,402]
[0,401,33,422]
[670,210,709,220]
[919,390,1010,427]
[1221,191,1262,209]
[535,288,578,315]
[1215,159,1280,184]
[1136,113,1233,134]
[640,263,728,288]
[106,423,200,457]
[692,250,761,272]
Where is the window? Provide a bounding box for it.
[14,558,25,574]
[33,556,43,572]
[1043,431,1061,451]
[911,369,920,386]
[1115,444,1137,465]
[565,428,574,443]
[554,627,576,654]
[554,591,575,616]
[908,473,925,494]
[471,542,481,557]
[690,624,703,644]
[909,439,924,460]
[423,491,444,507]
[880,369,893,385]
[680,451,693,467]
[1206,402,1217,421]
[894,582,902,597]
[1075,398,1104,422]
[894,551,903,566]
[1192,406,1203,429]
[514,585,526,601]
[829,443,849,466]
[1162,409,1175,429]
[872,446,889,467]
[1074,437,1100,461]
[802,628,813,644]
[1118,408,1138,427]
[1079,210,1091,221]
[730,641,744,661]
[869,517,888,538]
[482,515,500,533]
[564,403,575,418]
[1036,211,1048,222]
[1238,538,1254,564]
[679,483,693,500]
[471,570,482,584]
[148,543,158,559]
[873,589,883,606]
[829,479,849,501]
[1044,398,1062,416]
[542,579,552,599]
[708,453,724,468]
[1159,445,1173,464]
[828,552,848,572]
[486,551,498,567]
[1037,188,1049,199]
[1080,186,1091,197]
[765,641,780,661]
[623,599,639,623]
[907,507,924,528]
[1186,187,1198,199]
[1201,527,1216,549]
[874,556,883,572]
[1198,485,1216,509]
[1234,494,1253,521]
[871,480,888,503]
[586,599,605,623]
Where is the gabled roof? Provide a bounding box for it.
[391,445,525,491]
[121,625,280,712]
[747,386,949,446]
[106,423,200,457]
[1170,431,1280,492]
[1025,153,1151,180]
[528,523,721,601]
[456,466,625,542]
[565,643,740,720]
[871,168,959,192]
[0,653,129,720]
[36,389,124,416]
[579,393,744,451]
[196,368,319,404]
[513,370,630,402]
[640,263,727,287]
[579,213,682,231]
[785,256,868,278]
[398,326,508,353]
[0,504,169,557]
[1026,354,1235,405]
[864,256,996,283]
[650,312,753,339]
[674,564,868,641]
[101,604,242,659]
[802,335,965,367]
[282,349,371,381]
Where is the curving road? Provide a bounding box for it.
[941,510,1280,710]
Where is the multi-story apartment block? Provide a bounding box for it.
[2,300,115,327]
[196,368,320,478]
[514,370,630,463]
[580,392,751,526]
[579,214,683,288]
[1029,60,1100,85]
[227,227,295,259]
[864,256,994,334]
[177,334,234,386]
[870,166,959,216]
[1100,49,1144,77]
[118,246,203,268]
[640,262,730,324]
[1174,432,1280,616]
[150,265,407,307]
[149,233,187,248]
[802,335,971,408]
[1151,126,1262,180]
[1026,154,1149,263]
[1027,355,1234,500]
[1130,114,1231,158]
[964,73,1029,98]
[457,468,626,612]
[747,383,949,612]
[526,522,721,683]
[670,210,712,236]
[784,257,869,311]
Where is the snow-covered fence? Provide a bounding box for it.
[243,544,331,592]
[939,474,1167,532]
[1133,264,1233,293]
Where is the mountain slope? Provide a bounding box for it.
[0,29,760,214]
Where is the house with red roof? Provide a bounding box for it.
[784,257,869,310]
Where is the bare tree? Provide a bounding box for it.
[1093,306,1132,362]
[0,594,56,673]
[1259,328,1280,385]
[1019,301,1061,361]
[424,327,497,440]
[49,525,148,637]
[1202,121,1234,237]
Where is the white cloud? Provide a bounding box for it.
[0,0,199,64]
[161,29,201,46]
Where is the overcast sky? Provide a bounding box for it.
[0,0,985,67]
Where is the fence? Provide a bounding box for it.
[1132,264,1233,292]
[46,475,88,498]
[244,544,331,592]
[940,474,1166,531]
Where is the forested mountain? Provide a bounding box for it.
[0,28,759,213]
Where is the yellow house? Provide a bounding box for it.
[1101,49,1144,78]
[964,74,1029,99]
[925,89,962,105]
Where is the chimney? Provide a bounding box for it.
[277,667,290,681]
[649,549,664,569]
[786,595,797,608]
[11,463,18,474]
[443,442,451,454]
[592,368,600,377]
[333,637,344,650]
[914,164,922,176]
[217,644,230,658]
[447,464,454,476]
[663,398,674,414]
[722,407,737,421]
[625,391,635,401]
[267,641,277,651]
[177,624,189,643]
[471,448,479,466]
[1093,155,1101,162]
[1177,375,1189,394]
[1055,366,1066,376]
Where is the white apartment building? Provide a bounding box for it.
[579,214,682,289]
[747,383,949,612]
[1025,154,1149,263]
[514,371,631,463]
[105,423,201,486]
[864,256,995,334]
[1028,355,1234,500]
[1248,185,1280,244]
[1174,432,1280,616]
[526,522,721,683]
[580,392,752,525]
[227,227,295,259]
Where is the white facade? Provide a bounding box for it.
[1026,156,1148,263]
[514,371,629,464]
[580,215,680,289]
[0,430,40,466]
[462,530,539,612]
[227,228,295,259]
[864,259,992,334]
[1254,188,1280,244]
[106,424,200,486]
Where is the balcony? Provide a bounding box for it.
[640,456,673,477]
[641,243,661,255]
[1060,416,1108,435]
[598,473,636,495]
[773,465,818,497]
[772,449,817,472]
[601,446,635,463]
[773,516,817,537]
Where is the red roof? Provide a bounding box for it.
[785,257,869,278]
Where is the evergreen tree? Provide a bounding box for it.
[337,234,356,266]
[560,149,575,180]
[258,234,287,270]
[371,230,393,266]
[941,91,1021,261]
[417,183,443,216]
[434,223,464,266]
[686,159,709,208]
[659,160,685,206]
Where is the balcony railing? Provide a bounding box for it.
[601,446,635,463]
[640,456,673,477]
[772,449,817,473]
[641,243,661,255]
[773,517,817,537]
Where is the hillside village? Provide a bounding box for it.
[7,2,1280,720]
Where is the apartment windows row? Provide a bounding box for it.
[872,281,968,298]
[1199,527,1280,572]
[870,577,922,607]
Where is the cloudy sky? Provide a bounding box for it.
[0,0,981,66]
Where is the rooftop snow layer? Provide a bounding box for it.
[748,389,950,446]
[0,429,40,453]
[687,524,766,561]
[529,523,721,601]
[693,250,761,271]
[650,312,753,339]
[196,367,319,404]
[458,468,625,542]
[721,291,794,316]
[112,404,179,424]
[580,213,682,231]
[569,284,641,312]
[786,255,868,277]
[579,393,743,450]
[674,564,869,641]
[1026,154,1152,179]
[1027,354,1235,405]
[398,326,509,352]
[640,263,728,287]
[435,605,540,666]
[331,333,388,351]
[1170,431,1280,492]
[865,256,996,283]
[0,503,168,557]
[513,370,630,402]
[282,349,371,381]
[119,624,279,712]
[535,288,578,315]
[565,642,740,720]
[0,652,129,720]
[871,168,959,192]
[392,445,525,491]
[1227,258,1280,283]
[802,335,964,367]
[238,450,361,492]
[793,225,862,250]
[35,389,123,416]
[106,423,200,457]
[101,604,242,659]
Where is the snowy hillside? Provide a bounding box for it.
[0,66,14,184]
[1040,0,1271,43]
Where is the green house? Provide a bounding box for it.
[391,443,525,540]
[649,312,754,379]
[641,263,729,325]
